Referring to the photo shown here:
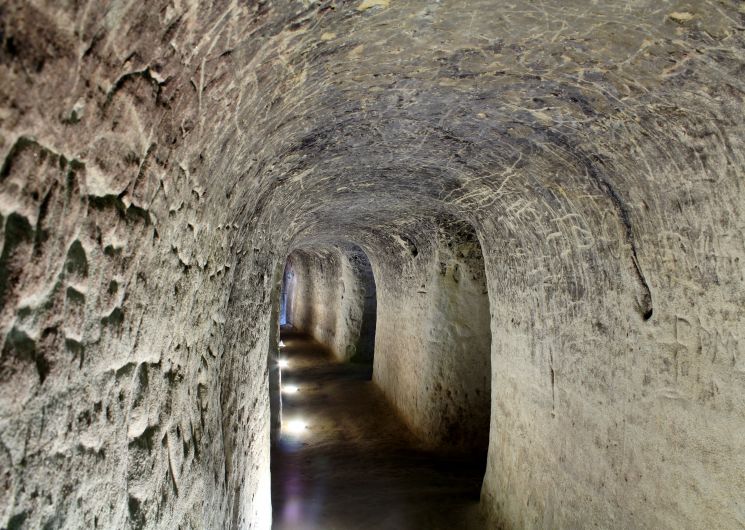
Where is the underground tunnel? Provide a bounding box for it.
[1,1,745,529]
[270,230,491,528]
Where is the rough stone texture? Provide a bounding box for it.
[285,245,376,363]
[1,0,744,529]
[371,220,492,454]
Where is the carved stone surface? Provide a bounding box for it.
[1,1,744,528]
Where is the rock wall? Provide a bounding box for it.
[0,2,288,528]
[1,0,744,529]
[371,221,492,454]
[285,245,376,363]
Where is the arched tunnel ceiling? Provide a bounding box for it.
[5,0,743,249]
[209,0,745,252]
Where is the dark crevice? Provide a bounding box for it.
[546,131,655,320]
[586,159,654,320]
[549,349,556,415]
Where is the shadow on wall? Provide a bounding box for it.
[282,244,377,369]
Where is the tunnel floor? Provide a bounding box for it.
[271,328,487,530]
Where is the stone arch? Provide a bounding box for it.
[283,243,377,366]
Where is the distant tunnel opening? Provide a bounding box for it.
[282,244,377,367]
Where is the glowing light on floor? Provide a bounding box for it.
[284,419,308,435]
[278,359,289,369]
[283,385,299,394]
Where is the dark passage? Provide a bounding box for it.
[271,328,487,530]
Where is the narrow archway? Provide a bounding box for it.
[282,244,377,369]
[270,224,492,529]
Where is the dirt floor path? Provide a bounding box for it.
[271,328,487,530]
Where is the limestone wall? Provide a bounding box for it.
[0,3,285,528]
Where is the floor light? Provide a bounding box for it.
[285,419,307,435]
